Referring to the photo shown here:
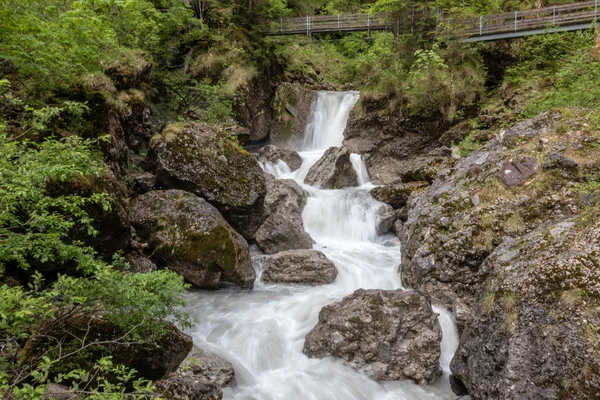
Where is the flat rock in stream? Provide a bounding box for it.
[303,289,442,384]
[258,145,303,171]
[304,147,358,189]
[262,249,337,285]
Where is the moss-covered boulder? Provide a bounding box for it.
[129,190,254,289]
[151,123,266,239]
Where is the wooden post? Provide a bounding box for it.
[479,16,482,35]
[368,14,371,38]
[514,11,518,32]
[553,6,556,26]
[280,18,283,32]
[338,14,340,32]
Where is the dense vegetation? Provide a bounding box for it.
[1,0,600,397]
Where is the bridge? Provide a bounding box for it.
[263,0,600,42]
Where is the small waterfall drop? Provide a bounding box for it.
[185,91,459,400]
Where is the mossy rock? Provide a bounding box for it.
[129,190,254,288]
[151,122,266,239]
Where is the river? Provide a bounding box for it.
[184,91,459,400]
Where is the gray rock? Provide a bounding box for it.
[263,174,306,226]
[304,147,358,189]
[370,181,429,209]
[542,151,578,171]
[258,145,303,171]
[255,214,312,255]
[262,249,337,285]
[129,190,254,289]
[451,218,600,399]
[303,289,442,384]
[377,204,397,234]
[151,122,266,239]
[130,172,156,194]
[497,157,537,187]
[156,347,235,400]
[44,384,79,400]
[126,252,157,273]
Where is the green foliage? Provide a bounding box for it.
[457,132,480,157]
[0,132,109,273]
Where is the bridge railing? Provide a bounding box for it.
[442,0,600,38]
[264,13,390,35]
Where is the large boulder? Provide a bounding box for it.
[269,83,317,148]
[151,122,266,239]
[304,147,357,189]
[303,289,442,384]
[450,218,600,399]
[255,175,312,254]
[255,214,312,254]
[129,190,254,289]
[262,249,337,285]
[258,145,302,171]
[156,347,235,400]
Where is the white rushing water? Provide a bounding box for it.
[185,91,459,400]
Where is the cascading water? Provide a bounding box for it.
[185,91,460,399]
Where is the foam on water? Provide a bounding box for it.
[185,91,460,400]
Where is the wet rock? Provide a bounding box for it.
[234,73,275,142]
[370,182,429,209]
[303,289,442,384]
[255,214,312,254]
[304,147,358,189]
[129,190,254,289]
[156,347,235,400]
[258,145,302,171]
[270,83,317,148]
[151,122,266,240]
[377,204,397,234]
[262,249,337,285]
[497,157,537,187]
[263,174,306,224]
[451,218,600,399]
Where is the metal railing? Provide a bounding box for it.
[263,1,600,41]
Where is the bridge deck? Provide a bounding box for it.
[263,0,600,41]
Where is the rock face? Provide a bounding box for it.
[303,289,442,384]
[255,214,312,254]
[269,83,317,148]
[451,218,600,399]
[255,175,312,254]
[258,145,303,171]
[156,347,235,400]
[151,122,266,239]
[129,190,254,289]
[344,96,449,185]
[262,249,337,285]
[398,110,598,312]
[304,147,357,189]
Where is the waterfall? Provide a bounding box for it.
[185,91,459,400]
